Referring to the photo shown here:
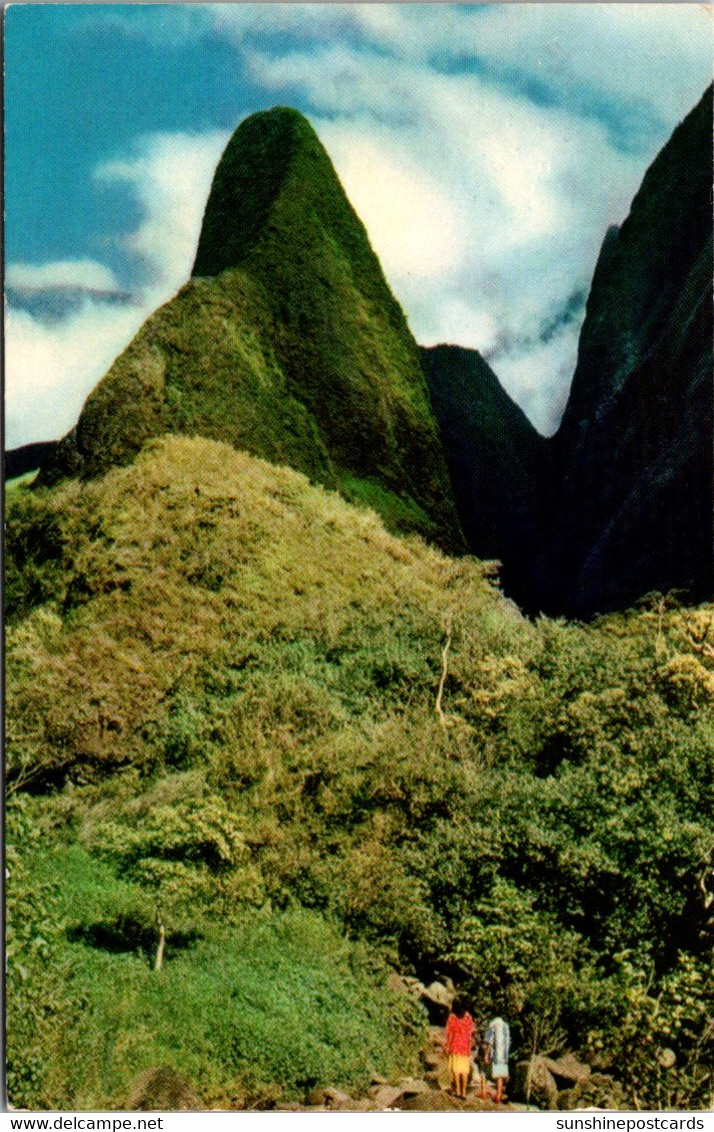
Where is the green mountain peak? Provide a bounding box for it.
[42,107,463,552]
[193,107,331,277]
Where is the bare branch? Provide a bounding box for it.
[436,614,453,728]
[155,910,166,972]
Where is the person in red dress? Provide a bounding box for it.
[444,996,475,1100]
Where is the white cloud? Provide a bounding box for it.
[317,126,465,279]
[210,3,712,128]
[94,130,229,293]
[7,259,120,293]
[6,130,230,449]
[294,57,642,433]
[466,4,713,127]
[7,5,711,446]
[217,3,708,433]
[492,324,584,437]
[5,301,149,449]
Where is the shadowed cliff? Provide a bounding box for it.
[542,84,713,617]
[424,87,712,617]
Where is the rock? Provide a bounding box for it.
[322,1087,353,1110]
[398,1092,461,1112]
[397,1077,430,1096]
[352,1098,377,1112]
[558,1088,578,1111]
[125,1065,200,1111]
[514,1056,559,1111]
[557,1073,630,1111]
[545,1053,592,1085]
[421,981,454,1012]
[401,975,425,989]
[370,1084,407,1109]
[435,1061,452,1092]
[388,972,425,998]
[656,1047,676,1069]
[370,1072,389,1086]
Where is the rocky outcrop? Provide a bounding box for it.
[514,1053,595,1110]
[557,1072,631,1111]
[545,1053,591,1087]
[514,1056,559,1110]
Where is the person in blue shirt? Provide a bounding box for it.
[485,1016,511,1103]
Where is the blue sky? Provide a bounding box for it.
[5,3,712,448]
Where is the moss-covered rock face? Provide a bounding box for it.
[42,107,463,553]
[192,107,302,278]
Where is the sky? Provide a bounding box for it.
[5,3,713,449]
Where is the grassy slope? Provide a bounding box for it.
[7,437,714,1109]
[44,109,463,552]
[8,826,421,1110]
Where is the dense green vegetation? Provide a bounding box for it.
[6,436,713,1110]
[42,109,462,553]
[7,817,421,1110]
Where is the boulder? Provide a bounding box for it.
[557,1072,630,1111]
[421,981,454,1012]
[402,975,426,990]
[388,972,425,998]
[514,1057,559,1110]
[370,1084,408,1109]
[545,1053,591,1085]
[322,1087,354,1110]
[399,1092,462,1112]
[397,1076,430,1097]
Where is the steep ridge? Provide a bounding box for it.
[40,108,463,552]
[420,344,551,607]
[422,88,712,617]
[540,85,713,616]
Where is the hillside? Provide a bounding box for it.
[7,436,714,1109]
[39,108,463,553]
